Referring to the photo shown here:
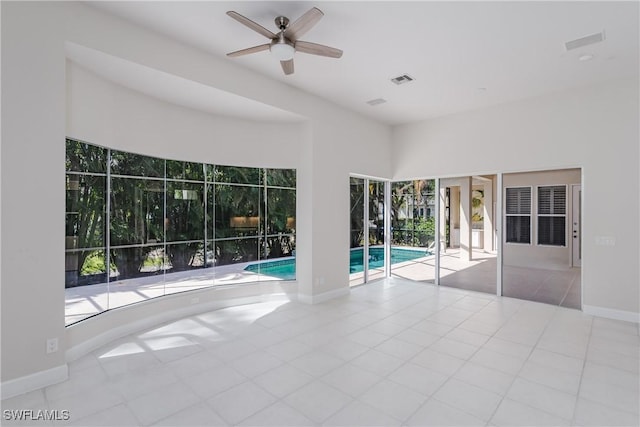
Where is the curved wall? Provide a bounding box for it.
[64,64,307,358]
[67,62,306,170]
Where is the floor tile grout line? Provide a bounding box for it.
[17,279,638,426]
[485,304,579,424]
[570,316,594,425]
[443,296,549,424]
[398,288,512,425]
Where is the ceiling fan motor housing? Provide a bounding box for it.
[275,16,289,30]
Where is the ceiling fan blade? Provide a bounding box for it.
[226,11,276,39]
[295,41,343,58]
[280,59,294,75]
[227,44,271,57]
[285,7,323,41]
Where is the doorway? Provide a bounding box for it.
[501,168,582,309]
[438,175,498,294]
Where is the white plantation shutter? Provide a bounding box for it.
[505,187,531,244]
[506,187,531,215]
[538,186,566,246]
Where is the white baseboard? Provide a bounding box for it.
[299,287,350,304]
[583,304,640,324]
[1,365,68,400]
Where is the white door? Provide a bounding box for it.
[572,184,582,267]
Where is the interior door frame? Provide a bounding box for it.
[571,183,582,267]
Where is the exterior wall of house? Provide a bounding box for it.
[392,77,640,320]
[502,169,581,270]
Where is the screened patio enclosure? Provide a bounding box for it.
[349,171,580,309]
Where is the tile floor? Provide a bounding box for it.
[3,278,638,426]
[390,249,581,309]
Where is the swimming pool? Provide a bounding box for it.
[244,247,431,280]
[244,258,297,281]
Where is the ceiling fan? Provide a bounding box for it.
[226,7,343,75]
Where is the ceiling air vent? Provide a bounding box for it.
[366,98,387,106]
[390,74,415,85]
[565,31,605,51]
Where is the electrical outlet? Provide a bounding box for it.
[190,297,200,305]
[595,236,616,246]
[46,338,58,354]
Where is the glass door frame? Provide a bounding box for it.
[354,173,505,294]
[350,175,390,284]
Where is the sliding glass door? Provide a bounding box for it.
[367,180,386,281]
[390,180,437,282]
[349,176,388,285]
[438,175,498,294]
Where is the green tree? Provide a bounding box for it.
[350,178,365,248]
[65,140,107,286]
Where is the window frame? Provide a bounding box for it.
[536,184,568,247]
[504,186,532,245]
[65,138,298,325]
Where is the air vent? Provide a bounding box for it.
[565,31,605,51]
[390,74,415,85]
[366,98,387,106]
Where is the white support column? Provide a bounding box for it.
[460,176,472,261]
[496,173,503,296]
[363,179,369,284]
[384,180,391,278]
[439,184,447,255]
[483,178,494,252]
[435,178,441,286]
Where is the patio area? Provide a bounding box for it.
[388,248,581,309]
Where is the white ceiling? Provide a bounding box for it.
[89,1,639,125]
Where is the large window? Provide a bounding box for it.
[65,139,296,324]
[505,186,531,244]
[537,185,566,246]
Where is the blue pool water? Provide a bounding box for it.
[244,247,430,280]
[244,259,297,281]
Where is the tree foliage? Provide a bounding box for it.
[65,139,296,287]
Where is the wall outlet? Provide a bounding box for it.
[595,236,616,246]
[46,338,58,354]
[190,297,200,305]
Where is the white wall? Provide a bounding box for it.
[67,62,304,168]
[1,1,391,388]
[393,78,640,318]
[2,1,68,385]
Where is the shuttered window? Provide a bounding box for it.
[538,185,566,246]
[505,187,531,244]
